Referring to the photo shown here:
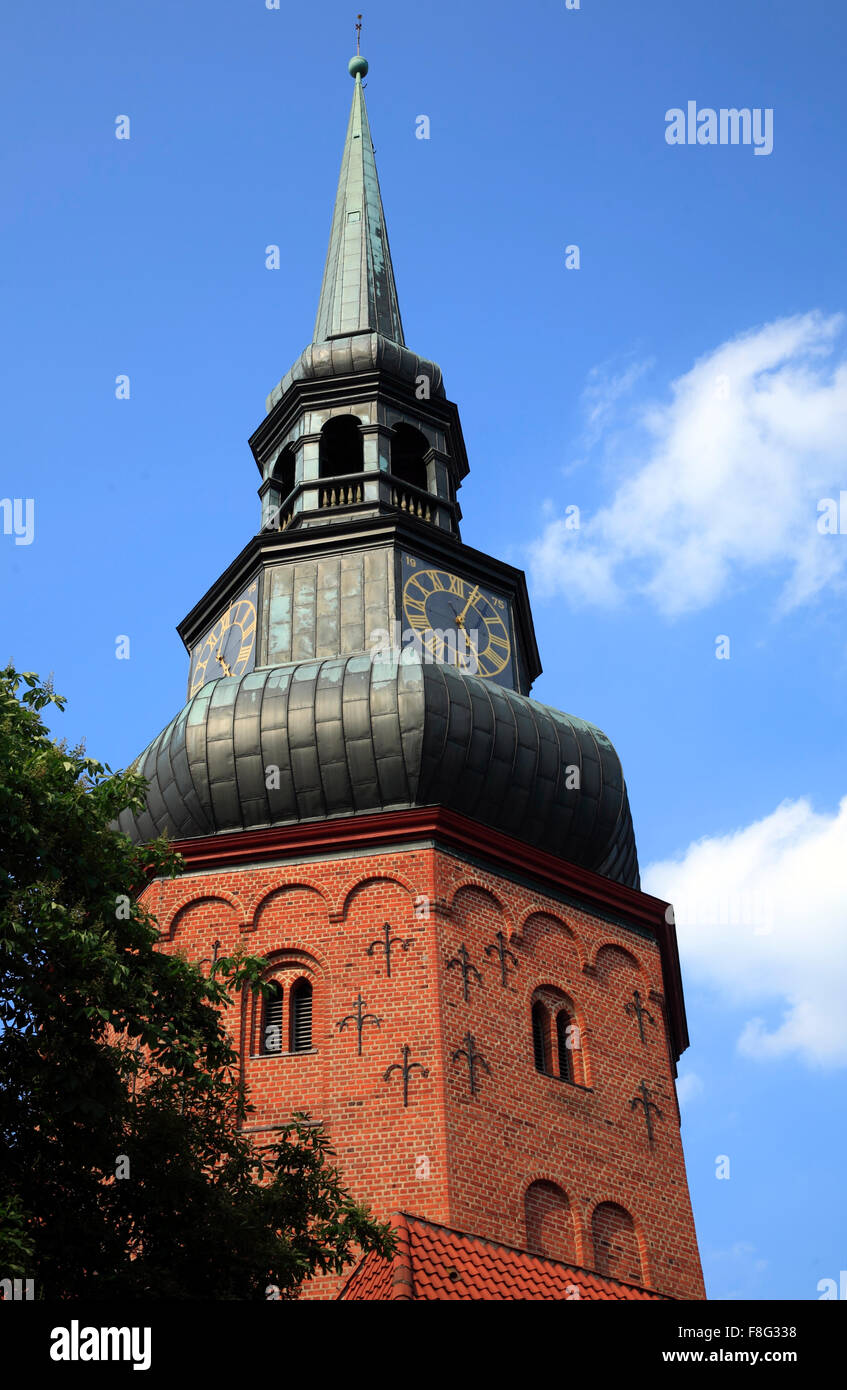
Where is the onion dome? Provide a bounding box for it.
[116,651,639,889]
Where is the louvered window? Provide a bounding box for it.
[532,1002,549,1073]
[290,978,313,1053]
[556,1010,573,1082]
[263,982,283,1055]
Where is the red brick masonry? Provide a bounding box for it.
[141,807,705,1300]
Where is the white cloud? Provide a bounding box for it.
[643,797,847,1068]
[675,1071,704,1106]
[581,355,654,446]
[529,312,847,615]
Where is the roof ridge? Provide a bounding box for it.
[389,1212,415,1300]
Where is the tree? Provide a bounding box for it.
[0,667,392,1298]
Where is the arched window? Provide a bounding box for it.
[289,978,313,1053]
[390,423,429,492]
[319,416,363,479]
[262,982,283,1055]
[271,445,296,502]
[532,988,586,1084]
[532,1001,550,1074]
[556,1010,573,1083]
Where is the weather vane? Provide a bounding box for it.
[355,14,362,55]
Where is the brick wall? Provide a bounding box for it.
[142,841,705,1300]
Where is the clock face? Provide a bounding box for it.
[188,582,258,697]
[400,557,514,684]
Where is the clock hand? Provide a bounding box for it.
[456,585,481,625]
[216,617,239,676]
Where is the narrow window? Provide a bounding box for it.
[263,982,283,1055]
[532,1001,549,1073]
[556,1010,573,1082]
[290,978,313,1053]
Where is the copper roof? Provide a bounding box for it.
[116,652,639,888]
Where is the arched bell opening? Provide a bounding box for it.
[319,416,364,480]
[390,422,429,493]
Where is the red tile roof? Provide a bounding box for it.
[339,1213,667,1301]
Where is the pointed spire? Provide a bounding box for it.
[313,49,405,347]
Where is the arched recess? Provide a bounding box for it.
[339,873,420,925]
[530,984,588,1086]
[517,910,586,974]
[592,942,647,990]
[162,892,245,943]
[524,1180,578,1265]
[343,876,423,984]
[249,881,332,935]
[449,885,515,1000]
[390,422,429,492]
[450,884,515,939]
[591,1201,646,1287]
[319,415,363,479]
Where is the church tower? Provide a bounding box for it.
[121,51,705,1302]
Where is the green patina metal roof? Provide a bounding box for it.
[313,62,405,346]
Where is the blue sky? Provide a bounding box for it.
[2,0,845,1300]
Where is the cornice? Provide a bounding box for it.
[163,804,688,1060]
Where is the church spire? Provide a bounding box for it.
[313,46,405,346]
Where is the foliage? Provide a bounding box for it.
[0,666,393,1298]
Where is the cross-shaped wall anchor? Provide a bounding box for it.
[366,922,414,978]
[484,931,519,988]
[446,943,483,1001]
[383,1045,429,1108]
[624,989,656,1044]
[336,993,382,1055]
[199,940,222,978]
[630,1078,663,1146]
[451,1031,491,1096]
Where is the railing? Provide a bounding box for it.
[318,482,363,509]
[262,501,294,532]
[390,484,433,523]
[262,472,455,532]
